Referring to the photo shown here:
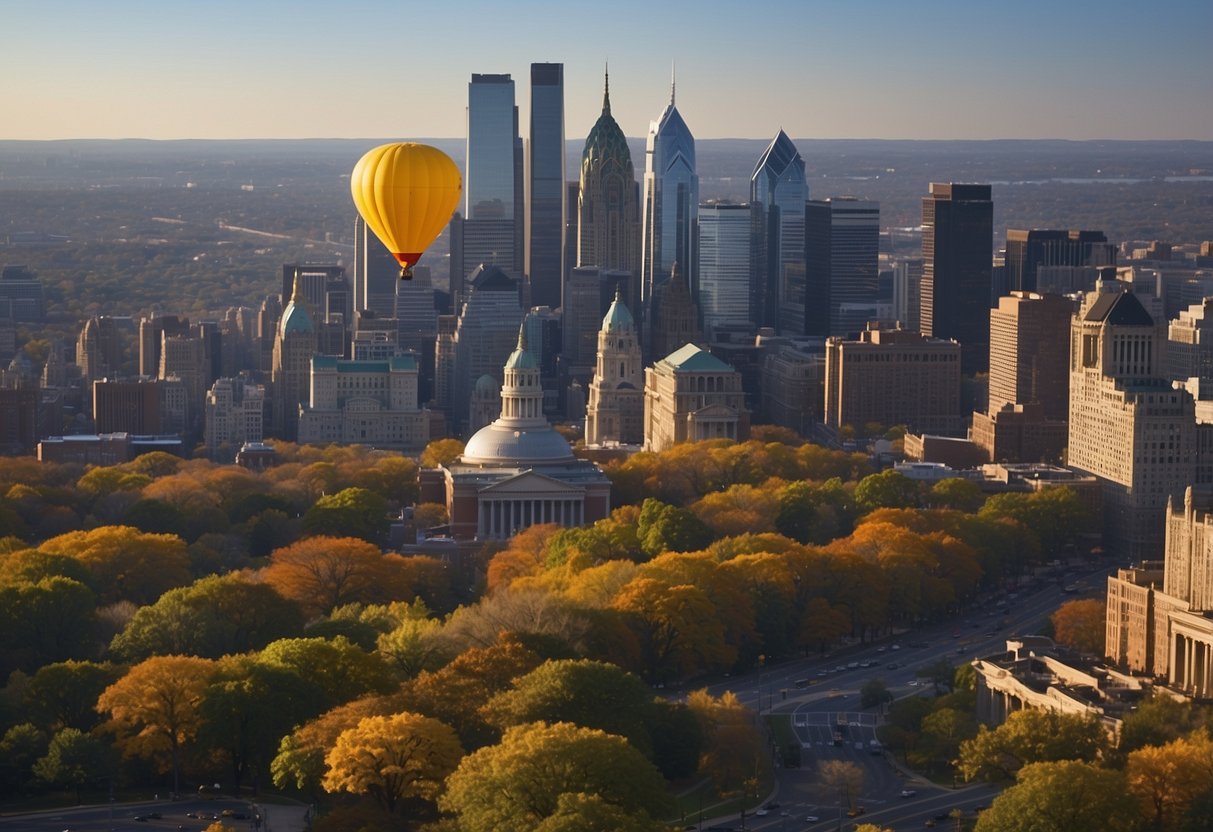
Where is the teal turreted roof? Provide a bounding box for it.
[601,287,634,331]
[504,323,539,370]
[280,300,313,336]
[582,70,633,170]
[659,343,732,372]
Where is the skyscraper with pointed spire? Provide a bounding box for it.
[641,69,698,353]
[751,130,807,333]
[271,273,317,440]
[577,68,641,315]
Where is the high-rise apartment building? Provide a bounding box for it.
[805,198,880,337]
[526,63,565,310]
[138,314,190,377]
[751,130,806,333]
[1004,229,1115,294]
[696,203,759,337]
[577,71,641,314]
[1168,298,1213,387]
[920,183,993,375]
[297,354,428,451]
[892,258,923,332]
[641,79,697,350]
[354,216,401,318]
[1068,289,1196,559]
[462,74,524,284]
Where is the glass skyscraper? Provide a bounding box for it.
[641,79,697,349]
[526,63,565,310]
[464,74,524,280]
[751,130,807,334]
[697,203,759,338]
[920,183,993,375]
[805,198,880,337]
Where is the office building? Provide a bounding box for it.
[577,70,641,314]
[204,377,264,461]
[824,325,962,436]
[0,265,45,321]
[527,63,565,310]
[760,340,825,437]
[643,343,749,452]
[462,74,525,283]
[76,316,125,387]
[751,130,807,333]
[296,354,428,452]
[138,314,190,378]
[1068,289,1196,559]
[1168,298,1213,387]
[441,327,611,540]
[805,198,880,336]
[697,202,759,338]
[93,377,183,436]
[563,266,630,380]
[641,77,698,350]
[586,289,644,446]
[650,262,701,364]
[451,264,525,434]
[1004,229,1115,294]
[987,291,1075,420]
[920,183,993,375]
[892,258,923,332]
[354,215,401,318]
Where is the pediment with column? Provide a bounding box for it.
[478,469,586,497]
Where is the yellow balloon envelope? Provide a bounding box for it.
[350,142,462,278]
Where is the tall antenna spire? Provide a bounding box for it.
[603,62,611,113]
[670,61,676,106]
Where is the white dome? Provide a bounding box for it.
[461,422,574,464]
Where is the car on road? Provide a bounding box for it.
[900,789,917,797]
[846,806,866,817]
[805,816,819,822]
[754,809,768,816]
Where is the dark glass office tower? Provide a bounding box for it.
[464,74,524,280]
[751,130,806,333]
[805,198,880,337]
[1003,229,1114,294]
[527,63,565,311]
[920,183,993,375]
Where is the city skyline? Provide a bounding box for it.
[4,0,1211,142]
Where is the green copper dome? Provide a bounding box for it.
[581,70,633,172]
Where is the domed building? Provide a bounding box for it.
[585,288,643,446]
[442,326,611,540]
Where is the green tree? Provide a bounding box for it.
[110,574,305,661]
[636,498,713,556]
[1119,695,1205,755]
[860,678,893,710]
[197,656,323,796]
[0,722,48,795]
[33,728,115,803]
[440,721,671,832]
[979,486,1091,558]
[24,661,122,733]
[322,712,463,813]
[0,576,98,676]
[854,469,919,513]
[974,761,1137,832]
[302,487,390,543]
[257,636,396,712]
[958,709,1109,782]
[929,478,985,512]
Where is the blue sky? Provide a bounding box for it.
[3,0,1211,141]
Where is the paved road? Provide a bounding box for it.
[0,798,310,832]
[691,563,1110,831]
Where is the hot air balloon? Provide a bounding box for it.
[350,142,462,280]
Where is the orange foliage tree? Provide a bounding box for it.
[38,525,191,605]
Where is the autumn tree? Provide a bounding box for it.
[440,721,671,832]
[376,615,449,678]
[271,693,405,802]
[322,712,463,813]
[262,536,404,617]
[1051,598,1106,655]
[534,792,669,832]
[110,573,304,661]
[96,655,215,795]
[1118,695,1206,755]
[974,761,1137,832]
[611,577,733,681]
[420,438,465,469]
[819,759,865,811]
[257,636,396,712]
[37,525,191,605]
[686,689,768,794]
[958,709,1109,782]
[979,486,1091,558]
[1127,733,1213,832]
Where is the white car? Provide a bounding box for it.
[805,816,819,822]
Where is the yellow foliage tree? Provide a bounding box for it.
[96,655,215,795]
[322,712,463,813]
[1126,733,1213,831]
[1051,598,1106,656]
[39,525,191,605]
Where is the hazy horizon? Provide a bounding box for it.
[4,0,1211,143]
